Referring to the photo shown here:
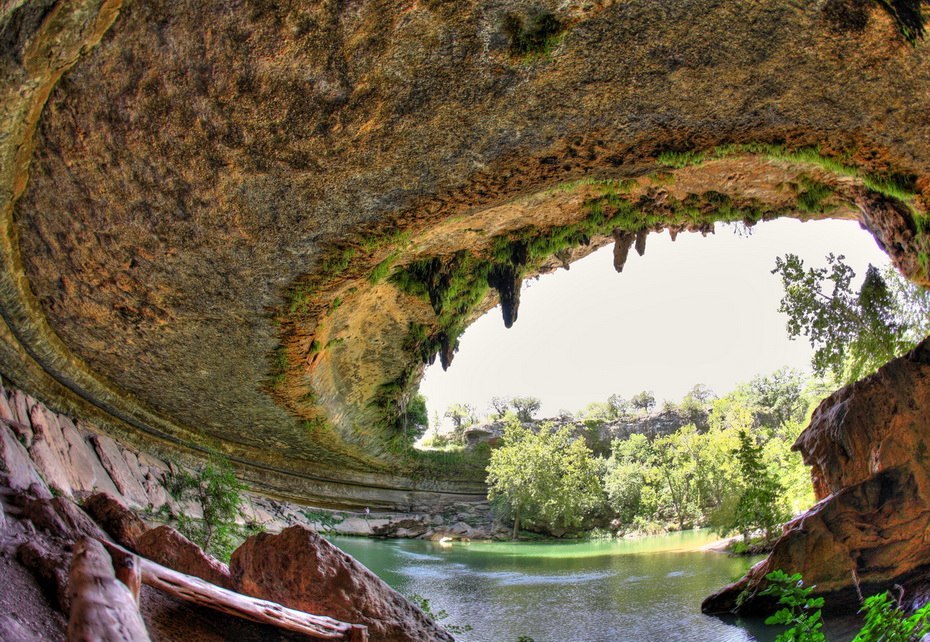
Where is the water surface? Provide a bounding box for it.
[329,530,778,642]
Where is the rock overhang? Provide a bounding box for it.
[2,0,930,506]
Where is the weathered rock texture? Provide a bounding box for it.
[231,525,453,642]
[2,0,930,507]
[135,526,234,590]
[0,392,436,641]
[703,337,930,614]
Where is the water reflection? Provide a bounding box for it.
[330,530,775,642]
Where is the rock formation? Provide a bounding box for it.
[231,526,453,642]
[703,337,930,614]
[3,0,930,631]
[1,0,930,507]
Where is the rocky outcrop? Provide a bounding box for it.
[83,493,147,549]
[231,526,454,642]
[463,408,703,454]
[704,338,930,614]
[135,526,233,590]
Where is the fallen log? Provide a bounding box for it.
[68,537,151,641]
[100,539,368,641]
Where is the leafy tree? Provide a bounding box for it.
[401,393,429,437]
[604,434,652,523]
[761,570,930,642]
[444,403,477,444]
[511,396,541,422]
[685,384,715,404]
[164,457,248,561]
[746,368,809,438]
[724,430,788,543]
[853,590,930,641]
[489,396,511,419]
[486,420,603,537]
[773,254,930,384]
[630,390,656,413]
[607,393,630,419]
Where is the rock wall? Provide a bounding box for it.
[0,377,502,542]
[704,337,930,614]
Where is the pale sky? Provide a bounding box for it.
[418,218,891,426]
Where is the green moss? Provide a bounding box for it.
[369,250,399,284]
[501,8,565,59]
[657,150,705,168]
[657,143,919,213]
[795,176,837,214]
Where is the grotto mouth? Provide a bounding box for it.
[2,0,930,508]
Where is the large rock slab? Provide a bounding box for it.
[231,525,453,642]
[0,422,49,497]
[83,493,147,549]
[135,525,233,590]
[704,338,930,614]
[27,404,72,495]
[91,434,152,508]
[56,417,121,498]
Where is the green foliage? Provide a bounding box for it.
[501,8,564,58]
[720,430,789,543]
[511,395,541,422]
[402,393,429,437]
[761,570,930,642]
[759,570,826,642]
[487,420,604,537]
[630,390,656,412]
[369,250,399,284]
[853,590,930,641]
[164,457,248,561]
[407,593,473,635]
[774,254,930,383]
[795,177,836,215]
[599,371,816,536]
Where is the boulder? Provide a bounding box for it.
[231,525,453,642]
[704,339,930,614]
[18,496,109,543]
[83,493,147,549]
[135,525,233,589]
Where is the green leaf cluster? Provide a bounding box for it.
[774,254,930,384]
[761,570,930,642]
[487,420,604,537]
[760,570,826,642]
[162,456,251,561]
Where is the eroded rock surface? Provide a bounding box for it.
[2,0,930,504]
[704,338,930,614]
[232,526,454,642]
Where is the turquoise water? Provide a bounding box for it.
[329,530,781,642]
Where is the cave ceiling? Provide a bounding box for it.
[1,0,929,506]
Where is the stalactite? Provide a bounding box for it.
[487,263,523,328]
[635,228,648,256]
[612,229,635,272]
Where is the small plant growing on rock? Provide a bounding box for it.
[760,570,826,641]
[164,456,248,561]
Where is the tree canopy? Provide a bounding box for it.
[773,254,930,383]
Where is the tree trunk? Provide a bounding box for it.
[512,509,520,540]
